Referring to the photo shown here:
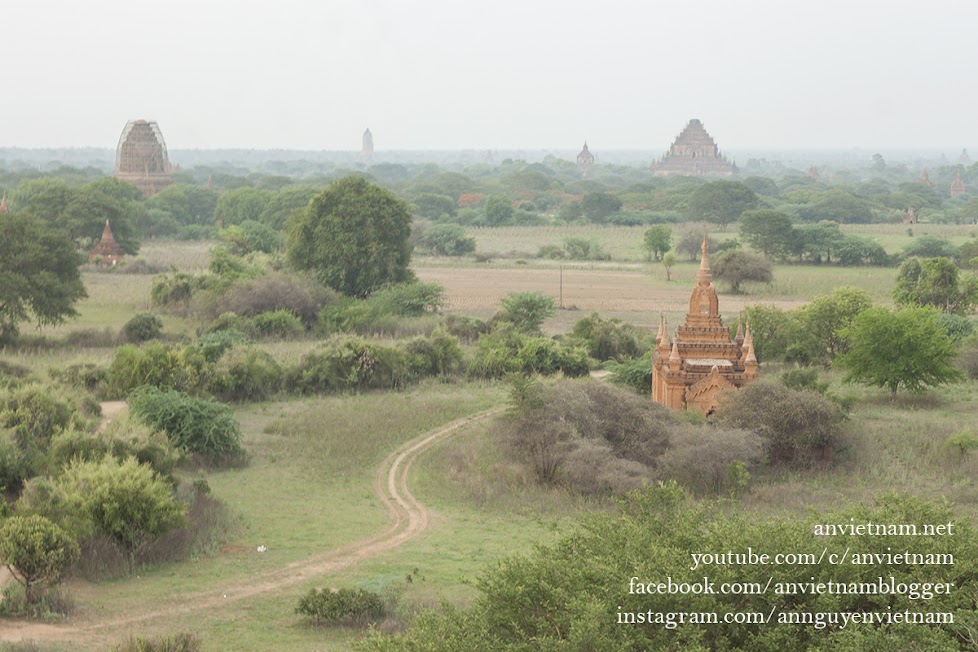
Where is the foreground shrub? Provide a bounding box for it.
[318,282,444,334]
[606,356,652,394]
[958,335,978,380]
[57,457,185,572]
[360,487,978,652]
[0,583,74,620]
[497,291,555,334]
[0,515,79,605]
[715,381,844,463]
[127,387,245,465]
[404,329,465,377]
[121,313,163,343]
[296,587,386,627]
[194,271,336,327]
[193,329,251,363]
[113,633,202,652]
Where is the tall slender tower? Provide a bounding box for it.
[360,128,374,162]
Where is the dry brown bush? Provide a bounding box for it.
[714,381,845,465]
[192,272,338,326]
[655,424,764,495]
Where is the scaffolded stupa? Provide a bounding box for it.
[651,235,758,415]
[650,119,735,177]
[115,120,173,197]
[360,128,374,162]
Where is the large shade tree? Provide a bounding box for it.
[835,306,964,396]
[286,176,413,297]
[0,213,87,342]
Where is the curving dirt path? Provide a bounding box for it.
[0,406,502,645]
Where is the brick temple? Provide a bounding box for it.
[651,236,758,414]
[950,171,966,197]
[115,120,173,197]
[650,119,735,176]
[89,220,126,265]
[576,142,594,178]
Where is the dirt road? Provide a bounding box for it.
[0,407,502,646]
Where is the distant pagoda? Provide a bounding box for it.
[903,207,918,225]
[576,142,594,178]
[960,149,971,165]
[89,220,126,265]
[950,171,966,197]
[360,128,374,162]
[650,119,735,176]
[807,164,820,180]
[919,168,934,188]
[115,120,173,197]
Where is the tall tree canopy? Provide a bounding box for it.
[0,213,87,342]
[286,176,413,297]
[686,181,759,229]
[894,257,978,314]
[835,306,964,396]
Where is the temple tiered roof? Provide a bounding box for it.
[650,119,735,177]
[115,120,173,197]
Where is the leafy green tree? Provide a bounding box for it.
[220,220,281,255]
[675,230,716,261]
[798,286,873,359]
[556,201,584,222]
[415,224,476,256]
[711,250,773,293]
[0,515,79,604]
[797,190,874,224]
[662,252,676,281]
[835,306,964,396]
[498,292,556,334]
[642,225,671,261]
[483,195,514,226]
[58,457,184,572]
[411,193,457,220]
[581,192,622,222]
[259,185,320,230]
[902,235,958,259]
[686,181,758,230]
[145,184,219,225]
[286,176,413,297]
[796,220,846,262]
[0,213,87,343]
[894,257,978,314]
[738,209,795,259]
[214,187,272,226]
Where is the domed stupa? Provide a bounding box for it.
[114,119,173,197]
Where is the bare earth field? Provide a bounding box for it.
[415,266,808,332]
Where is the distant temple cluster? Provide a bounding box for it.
[651,236,758,414]
[650,119,736,177]
[114,120,173,197]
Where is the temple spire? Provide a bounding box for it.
[696,231,713,287]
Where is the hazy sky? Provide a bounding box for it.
[2,0,975,151]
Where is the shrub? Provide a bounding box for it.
[48,363,109,398]
[209,347,283,402]
[296,587,386,627]
[404,329,465,377]
[945,430,978,457]
[47,416,179,483]
[113,633,202,652]
[498,291,556,334]
[442,314,490,343]
[249,310,304,339]
[606,356,652,394]
[127,387,245,465]
[57,457,185,572]
[468,329,591,379]
[562,237,609,260]
[150,272,199,309]
[570,313,646,361]
[121,313,163,343]
[415,224,476,256]
[288,337,411,394]
[107,343,204,398]
[779,367,829,394]
[194,329,251,363]
[959,335,978,379]
[505,379,672,490]
[318,282,444,334]
[0,515,79,604]
[715,381,845,464]
[194,272,336,327]
[654,424,764,496]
